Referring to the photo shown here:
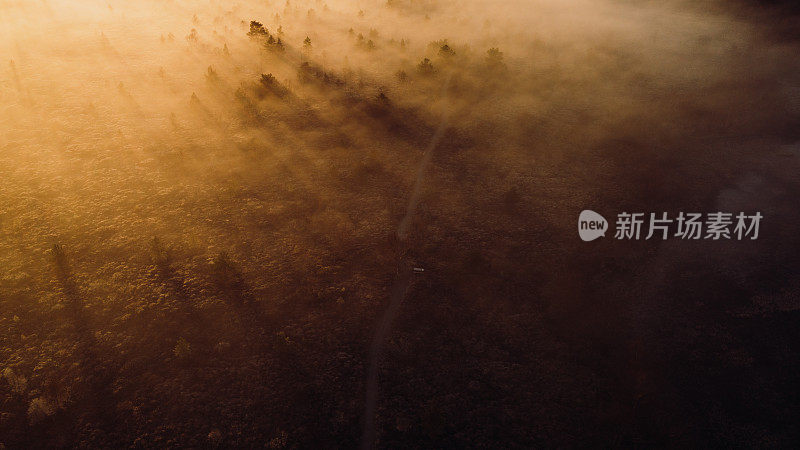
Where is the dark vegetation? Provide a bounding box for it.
[1,0,800,448]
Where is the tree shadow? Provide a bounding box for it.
[208,251,276,349]
[149,237,208,329]
[50,244,118,432]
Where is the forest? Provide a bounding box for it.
[1,0,799,447]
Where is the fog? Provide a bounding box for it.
[1,0,799,447]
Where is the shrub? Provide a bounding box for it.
[439,44,455,58]
[205,66,220,84]
[174,337,192,360]
[27,397,54,424]
[486,47,505,67]
[417,58,435,75]
[247,21,269,38]
[2,368,27,394]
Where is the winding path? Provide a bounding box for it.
[360,76,452,450]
